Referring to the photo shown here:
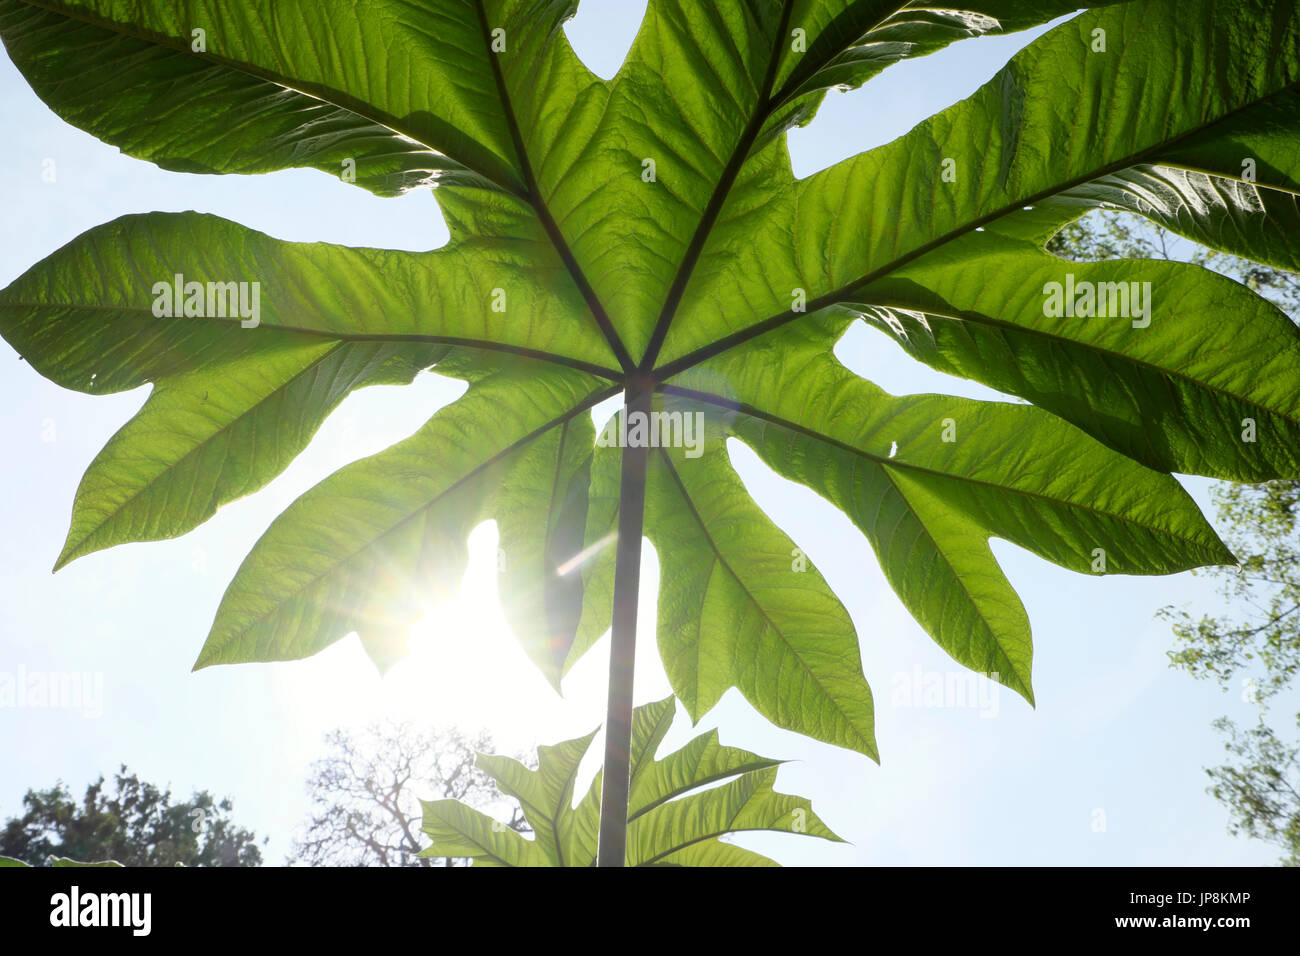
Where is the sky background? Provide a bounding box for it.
[0,2,1276,866]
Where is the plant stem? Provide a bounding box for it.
[597,381,652,866]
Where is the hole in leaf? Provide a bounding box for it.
[563,0,647,80]
[787,14,1079,178]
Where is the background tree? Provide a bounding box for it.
[289,722,530,867]
[1053,209,1300,865]
[1161,478,1300,866]
[0,765,263,866]
[1047,211,1300,316]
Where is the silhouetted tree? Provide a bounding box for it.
[0,765,263,866]
[290,722,530,867]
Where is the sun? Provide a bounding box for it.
[381,523,610,752]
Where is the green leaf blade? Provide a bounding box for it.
[424,696,842,866]
[195,363,613,675]
[642,435,878,758]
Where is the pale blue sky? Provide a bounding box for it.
[0,3,1274,865]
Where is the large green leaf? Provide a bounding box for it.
[851,230,1300,479]
[54,339,447,570]
[1042,165,1300,274]
[193,357,614,682]
[0,0,605,195]
[767,1,1132,121]
[564,410,878,756]
[0,206,619,571]
[658,0,1300,368]
[0,209,620,389]
[665,314,1234,704]
[419,695,842,866]
[4,0,1298,765]
[641,435,878,756]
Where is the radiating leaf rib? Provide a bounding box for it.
[628,726,783,819]
[0,209,623,390]
[625,0,1108,368]
[663,316,1235,699]
[0,203,621,588]
[1158,88,1300,194]
[657,0,1300,372]
[549,0,795,359]
[0,0,532,193]
[770,1,1133,116]
[665,370,1234,576]
[1,0,642,367]
[636,0,797,369]
[701,383,1036,702]
[473,0,633,372]
[477,731,596,867]
[595,693,786,819]
[855,234,1300,479]
[629,765,840,866]
[643,436,878,758]
[1046,166,1300,273]
[0,0,479,195]
[56,339,448,570]
[419,799,548,866]
[194,364,615,672]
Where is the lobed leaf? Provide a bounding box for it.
[421,695,842,865]
[2,0,1292,762]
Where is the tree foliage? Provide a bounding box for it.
[1163,479,1300,866]
[1054,208,1300,865]
[0,766,263,867]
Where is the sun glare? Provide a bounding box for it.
[381,523,609,753]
